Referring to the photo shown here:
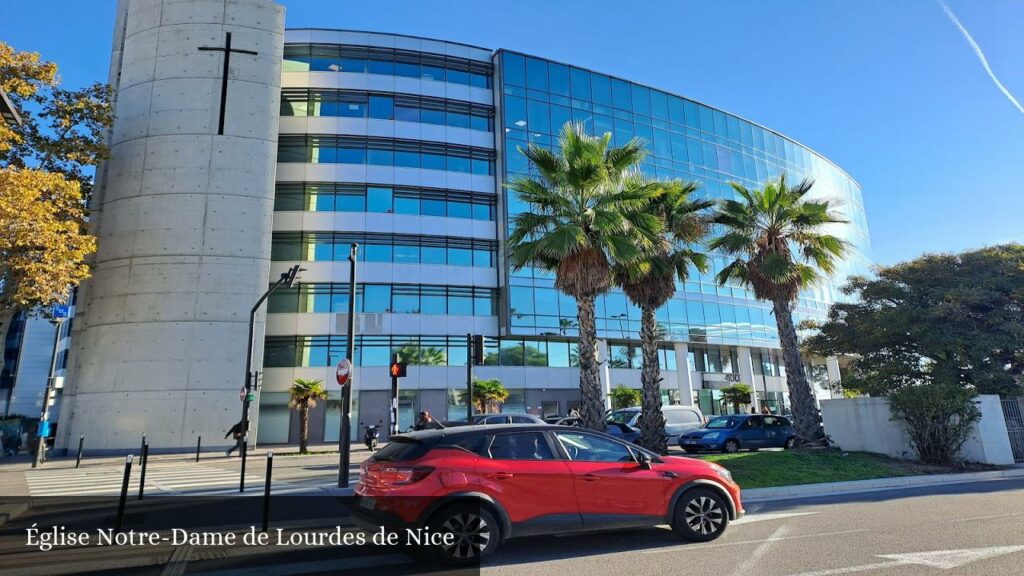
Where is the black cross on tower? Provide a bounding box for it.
[198,32,258,135]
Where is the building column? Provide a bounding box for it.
[674,342,695,406]
[736,346,758,412]
[826,356,842,397]
[597,339,612,411]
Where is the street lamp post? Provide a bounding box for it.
[32,312,67,468]
[239,264,301,490]
[338,243,358,488]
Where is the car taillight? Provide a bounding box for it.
[376,466,434,486]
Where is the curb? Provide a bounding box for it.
[742,467,1024,503]
[0,502,30,530]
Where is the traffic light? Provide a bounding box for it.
[472,335,485,366]
[282,264,303,288]
[389,362,407,378]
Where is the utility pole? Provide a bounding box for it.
[338,243,358,488]
[240,264,301,490]
[33,306,68,468]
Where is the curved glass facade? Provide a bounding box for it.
[499,50,871,347]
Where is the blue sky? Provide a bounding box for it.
[3,0,1022,265]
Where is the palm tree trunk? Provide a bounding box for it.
[638,306,667,453]
[299,404,309,454]
[771,298,825,444]
[576,296,606,431]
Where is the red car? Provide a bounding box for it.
[353,424,743,565]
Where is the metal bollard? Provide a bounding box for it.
[115,455,133,532]
[261,452,273,532]
[139,433,146,460]
[75,435,84,469]
[138,441,149,500]
[239,439,248,493]
[196,435,202,463]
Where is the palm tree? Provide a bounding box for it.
[721,383,754,414]
[508,122,663,431]
[470,378,510,414]
[288,378,328,454]
[614,179,713,453]
[709,175,847,444]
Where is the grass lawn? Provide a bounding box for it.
[689,450,981,489]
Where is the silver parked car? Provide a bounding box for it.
[605,405,706,443]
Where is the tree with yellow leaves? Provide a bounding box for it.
[0,41,111,374]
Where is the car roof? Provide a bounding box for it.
[395,423,592,444]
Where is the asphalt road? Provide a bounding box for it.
[2,478,1022,575]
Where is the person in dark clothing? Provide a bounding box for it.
[225,421,248,456]
[413,411,443,431]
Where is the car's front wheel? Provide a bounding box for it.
[672,487,730,542]
[722,439,740,453]
[784,436,796,450]
[426,503,500,566]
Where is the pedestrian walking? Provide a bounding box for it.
[224,420,247,456]
[413,411,443,431]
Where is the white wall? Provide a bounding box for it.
[820,395,1015,466]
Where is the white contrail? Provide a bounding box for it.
[937,0,1024,115]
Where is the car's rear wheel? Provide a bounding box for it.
[425,503,500,566]
[672,487,730,542]
[723,439,740,453]
[784,437,796,450]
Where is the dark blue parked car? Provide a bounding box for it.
[678,414,796,453]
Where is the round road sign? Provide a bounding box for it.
[336,358,352,386]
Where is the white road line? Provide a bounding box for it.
[949,511,1024,523]
[641,529,872,555]
[732,512,817,525]
[729,525,791,576]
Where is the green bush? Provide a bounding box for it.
[609,384,641,410]
[888,382,981,465]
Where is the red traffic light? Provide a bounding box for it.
[389,362,407,378]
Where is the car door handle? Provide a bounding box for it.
[660,471,678,479]
[580,474,600,482]
[486,472,514,480]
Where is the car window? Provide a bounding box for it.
[555,432,635,463]
[369,437,428,462]
[765,416,791,428]
[455,435,491,457]
[706,417,740,429]
[743,416,764,428]
[665,409,701,424]
[606,409,636,425]
[488,432,555,460]
[484,415,509,424]
[511,415,536,423]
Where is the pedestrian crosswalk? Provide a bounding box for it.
[25,464,273,497]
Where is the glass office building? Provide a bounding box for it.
[258,30,871,444]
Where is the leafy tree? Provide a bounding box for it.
[465,378,510,414]
[615,179,712,453]
[0,42,111,374]
[710,175,847,445]
[609,384,641,410]
[805,245,1024,396]
[508,122,663,431]
[888,381,981,465]
[394,345,447,366]
[288,378,328,454]
[482,343,550,366]
[721,383,754,414]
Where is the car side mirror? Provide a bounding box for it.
[637,452,654,470]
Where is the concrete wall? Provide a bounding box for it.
[820,395,1015,465]
[58,0,285,452]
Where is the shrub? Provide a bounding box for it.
[888,382,981,465]
[609,384,641,410]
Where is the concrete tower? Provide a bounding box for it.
[58,0,285,451]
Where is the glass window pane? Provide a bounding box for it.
[368,96,393,120]
[394,245,420,263]
[448,294,473,315]
[448,201,471,219]
[527,100,550,134]
[591,74,612,106]
[366,187,392,213]
[548,62,570,96]
[570,67,592,100]
[364,244,392,262]
[421,65,445,82]
[394,196,419,215]
[526,57,549,92]
[363,285,391,313]
[631,85,651,116]
[448,248,472,266]
[395,105,419,123]
[422,246,445,264]
[503,52,526,87]
[421,199,445,216]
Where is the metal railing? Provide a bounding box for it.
[1000,397,1024,463]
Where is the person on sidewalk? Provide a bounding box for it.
[413,411,443,431]
[224,421,247,456]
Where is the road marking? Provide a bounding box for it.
[729,525,791,576]
[641,528,871,554]
[781,545,1024,576]
[732,512,817,525]
[949,511,1024,523]
[160,544,193,576]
